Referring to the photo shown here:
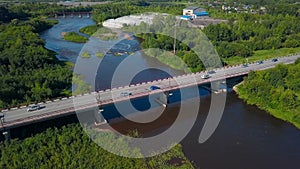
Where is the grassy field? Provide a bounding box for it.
[223,47,300,65]
[79,25,98,36]
[96,52,105,58]
[63,31,88,43]
[81,52,91,59]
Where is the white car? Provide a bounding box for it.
[201,74,210,79]
[120,92,132,96]
[27,105,41,112]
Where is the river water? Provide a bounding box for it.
[40,17,300,169]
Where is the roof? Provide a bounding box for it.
[194,12,209,16]
[184,6,200,10]
[194,11,209,14]
[181,15,191,18]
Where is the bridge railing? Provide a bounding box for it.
[2,53,299,113]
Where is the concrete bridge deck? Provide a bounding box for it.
[1,54,299,129]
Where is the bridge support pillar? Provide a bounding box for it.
[94,109,107,126]
[211,81,227,94]
[155,91,172,107]
[2,129,10,141]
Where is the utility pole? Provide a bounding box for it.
[174,19,182,54]
[173,21,177,54]
[0,113,9,141]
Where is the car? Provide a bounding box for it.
[241,63,248,68]
[201,74,210,79]
[120,92,132,96]
[257,60,263,64]
[150,85,161,90]
[272,58,278,62]
[208,70,216,74]
[27,105,41,112]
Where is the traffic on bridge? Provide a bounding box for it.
[0,54,299,129]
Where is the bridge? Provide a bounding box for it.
[0,54,299,135]
[49,12,93,18]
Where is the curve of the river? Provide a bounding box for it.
[40,16,300,169]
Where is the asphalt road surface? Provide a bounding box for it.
[1,54,299,127]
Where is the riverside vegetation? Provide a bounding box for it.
[63,32,88,43]
[237,59,300,129]
[0,123,194,169]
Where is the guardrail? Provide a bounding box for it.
[1,54,299,129]
[2,53,299,113]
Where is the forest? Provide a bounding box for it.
[0,123,194,169]
[1,1,300,108]
[0,5,72,109]
[237,59,300,129]
[204,11,300,59]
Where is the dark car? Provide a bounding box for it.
[272,58,278,62]
[241,63,248,68]
[208,70,216,74]
[150,85,161,90]
[257,60,263,64]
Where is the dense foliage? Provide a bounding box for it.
[0,8,72,109]
[204,13,300,58]
[91,2,184,23]
[237,59,300,129]
[0,123,193,169]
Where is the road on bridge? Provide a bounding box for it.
[1,54,299,128]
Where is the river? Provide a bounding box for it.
[40,17,300,169]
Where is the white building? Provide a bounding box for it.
[183,6,206,16]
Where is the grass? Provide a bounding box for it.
[145,49,188,72]
[72,74,92,95]
[93,27,119,41]
[79,25,98,36]
[96,52,104,58]
[81,52,91,59]
[99,35,119,41]
[65,61,75,69]
[223,47,300,65]
[146,144,194,169]
[113,52,122,56]
[63,31,88,43]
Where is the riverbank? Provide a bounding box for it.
[0,122,194,169]
[233,62,300,129]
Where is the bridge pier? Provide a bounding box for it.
[211,81,227,94]
[154,91,172,107]
[0,114,10,141]
[2,129,10,141]
[202,81,227,94]
[94,109,107,126]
